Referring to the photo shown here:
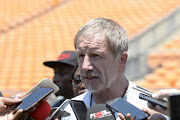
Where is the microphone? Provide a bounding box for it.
[86,104,115,120]
[27,100,51,120]
[69,100,87,120]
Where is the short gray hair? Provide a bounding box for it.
[74,18,128,58]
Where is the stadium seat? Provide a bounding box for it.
[1,0,180,94]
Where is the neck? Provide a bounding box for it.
[92,77,128,104]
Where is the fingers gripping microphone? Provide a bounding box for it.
[28,100,51,120]
[86,104,115,120]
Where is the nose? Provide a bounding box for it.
[82,55,93,71]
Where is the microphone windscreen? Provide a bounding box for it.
[86,104,115,120]
[29,100,51,120]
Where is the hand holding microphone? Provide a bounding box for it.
[148,89,180,116]
[0,79,58,120]
[117,112,136,120]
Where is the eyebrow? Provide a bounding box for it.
[76,47,102,54]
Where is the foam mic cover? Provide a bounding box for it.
[28,100,51,120]
[86,104,115,120]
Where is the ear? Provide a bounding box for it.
[119,52,128,69]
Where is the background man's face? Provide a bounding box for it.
[72,67,87,96]
[53,63,74,97]
[76,34,120,93]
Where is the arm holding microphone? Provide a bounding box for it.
[148,89,180,116]
[2,95,53,120]
[119,89,180,120]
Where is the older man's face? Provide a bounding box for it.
[76,33,121,93]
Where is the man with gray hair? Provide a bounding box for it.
[61,18,167,120]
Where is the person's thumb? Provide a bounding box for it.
[3,97,22,106]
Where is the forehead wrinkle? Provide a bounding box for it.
[77,32,106,44]
[76,33,108,56]
[77,41,106,55]
[77,37,106,49]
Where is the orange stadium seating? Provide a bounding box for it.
[0,0,180,96]
[140,35,180,91]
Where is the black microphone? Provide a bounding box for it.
[86,104,115,120]
[69,100,87,120]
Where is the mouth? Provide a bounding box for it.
[83,76,99,82]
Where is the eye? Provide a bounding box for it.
[92,54,100,58]
[78,54,85,58]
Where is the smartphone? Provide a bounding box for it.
[69,100,87,120]
[139,93,167,110]
[48,99,70,119]
[168,94,180,120]
[24,78,59,96]
[106,97,148,120]
[13,87,53,111]
[49,108,70,119]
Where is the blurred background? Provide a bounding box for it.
[0,0,180,97]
